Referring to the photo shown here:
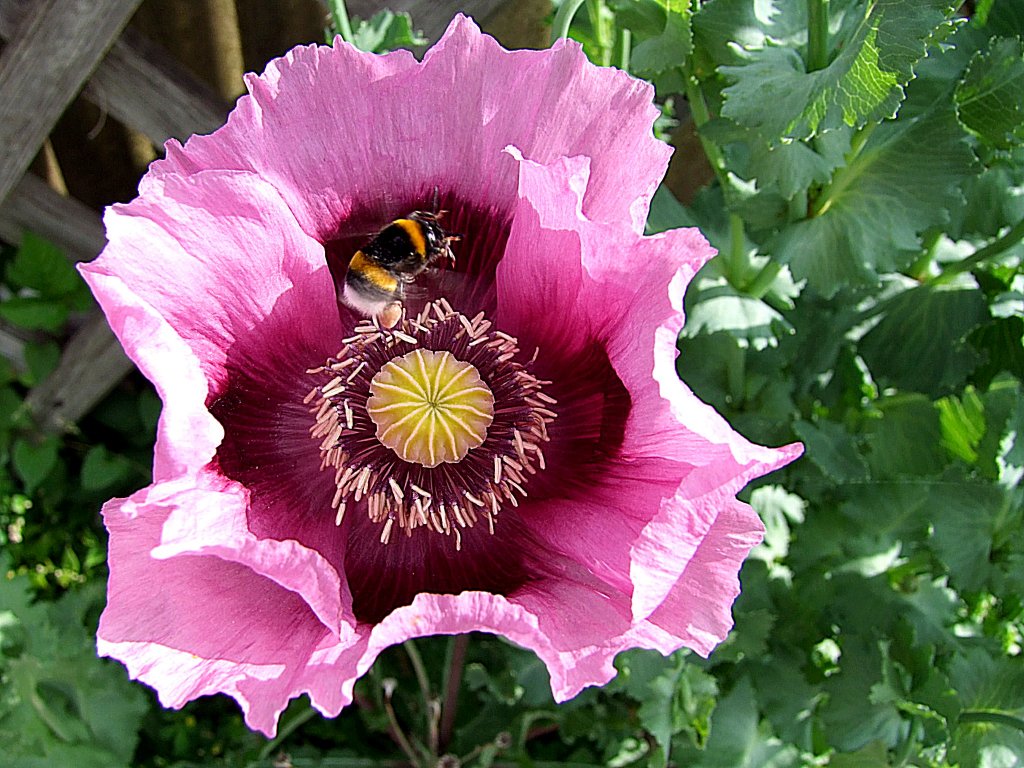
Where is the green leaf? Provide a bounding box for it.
[79,446,133,492]
[743,131,845,200]
[12,437,60,493]
[750,653,821,749]
[793,420,870,482]
[0,571,147,766]
[951,165,1024,239]
[694,676,802,768]
[956,36,1024,149]
[858,278,989,397]
[828,740,893,767]
[5,233,80,298]
[999,385,1024,472]
[0,297,68,332]
[608,0,666,38]
[720,0,958,141]
[21,341,60,387]
[646,185,699,235]
[773,106,978,295]
[631,5,692,77]
[692,0,809,67]
[0,386,24,433]
[984,2,1024,38]
[937,387,987,463]
[350,10,426,53]
[682,264,793,350]
[864,395,947,478]
[615,650,685,767]
[821,638,904,751]
[749,485,806,567]
[949,648,1024,767]
[927,474,1004,591]
[972,376,1024,483]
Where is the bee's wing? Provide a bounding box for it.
[398,265,489,315]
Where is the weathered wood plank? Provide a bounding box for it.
[0,173,105,264]
[0,0,144,204]
[24,313,132,433]
[0,1,225,149]
[85,27,229,146]
[0,327,27,373]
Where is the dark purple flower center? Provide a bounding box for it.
[210,192,632,623]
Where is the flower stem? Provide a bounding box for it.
[326,0,355,44]
[929,217,1024,285]
[403,640,439,756]
[552,0,587,41]
[438,634,469,752]
[382,681,425,768]
[683,72,729,192]
[806,0,830,71]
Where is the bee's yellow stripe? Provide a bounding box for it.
[350,251,399,291]
[393,218,427,257]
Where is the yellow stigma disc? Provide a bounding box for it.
[367,350,495,468]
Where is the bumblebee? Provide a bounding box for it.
[342,210,457,329]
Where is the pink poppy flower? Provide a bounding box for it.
[81,16,801,736]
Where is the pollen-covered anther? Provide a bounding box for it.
[307,300,556,546]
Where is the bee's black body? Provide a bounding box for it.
[341,210,456,327]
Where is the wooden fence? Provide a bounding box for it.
[0,0,538,433]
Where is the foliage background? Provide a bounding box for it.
[1,0,1023,766]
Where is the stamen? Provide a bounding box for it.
[307,300,556,546]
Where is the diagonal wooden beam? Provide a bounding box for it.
[25,313,133,433]
[84,26,228,147]
[0,0,144,204]
[0,2,228,148]
[0,173,105,263]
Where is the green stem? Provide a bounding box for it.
[724,213,746,287]
[587,0,614,64]
[812,121,877,216]
[552,0,587,41]
[806,0,830,71]
[382,683,424,768]
[683,72,729,191]
[930,217,1024,285]
[746,260,783,299]
[327,0,355,44]
[438,634,469,752]
[959,709,1024,732]
[907,228,942,280]
[403,640,437,756]
[612,27,631,71]
[256,706,319,761]
[726,343,746,403]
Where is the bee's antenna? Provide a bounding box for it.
[431,185,440,215]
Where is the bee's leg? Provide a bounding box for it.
[443,235,459,267]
